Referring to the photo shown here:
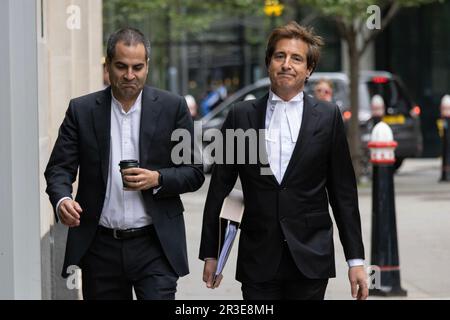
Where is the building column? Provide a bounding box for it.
[39,0,103,299]
[0,0,42,299]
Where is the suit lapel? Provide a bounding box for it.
[139,86,163,166]
[281,94,320,185]
[248,93,267,130]
[92,87,112,187]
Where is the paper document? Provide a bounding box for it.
[213,189,244,284]
[214,221,239,279]
[219,189,244,223]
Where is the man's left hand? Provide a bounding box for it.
[122,168,160,191]
[348,265,369,300]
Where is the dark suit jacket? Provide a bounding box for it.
[199,93,364,283]
[45,85,204,278]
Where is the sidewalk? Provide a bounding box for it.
[177,158,450,300]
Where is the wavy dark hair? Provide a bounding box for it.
[265,21,324,75]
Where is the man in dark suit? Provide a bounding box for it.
[199,22,368,300]
[45,27,204,300]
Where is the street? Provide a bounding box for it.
[177,158,450,300]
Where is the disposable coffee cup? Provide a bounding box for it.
[119,160,139,188]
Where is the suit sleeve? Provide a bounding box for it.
[199,106,239,260]
[153,97,205,197]
[326,105,365,261]
[44,100,80,220]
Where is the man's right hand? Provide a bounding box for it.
[59,199,83,227]
[203,259,222,289]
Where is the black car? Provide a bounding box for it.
[200,71,423,173]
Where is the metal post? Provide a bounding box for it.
[440,95,450,181]
[368,122,407,297]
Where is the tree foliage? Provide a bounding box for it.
[103,0,264,41]
[300,0,442,177]
[302,0,439,57]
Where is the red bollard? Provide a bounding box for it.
[368,122,407,297]
[440,95,450,182]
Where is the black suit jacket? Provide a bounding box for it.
[199,93,364,283]
[45,85,204,277]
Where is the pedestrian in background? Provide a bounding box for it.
[185,94,200,119]
[314,78,333,102]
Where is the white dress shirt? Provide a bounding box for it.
[98,91,152,229]
[265,90,303,184]
[264,90,364,268]
[56,91,154,230]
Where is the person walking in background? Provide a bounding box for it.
[199,21,367,300]
[185,94,200,119]
[200,80,228,115]
[45,27,204,300]
[314,78,333,102]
